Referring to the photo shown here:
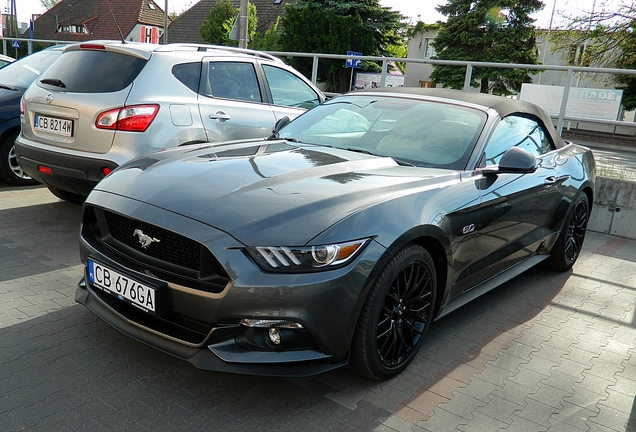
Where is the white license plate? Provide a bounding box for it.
[87,260,157,314]
[34,114,73,137]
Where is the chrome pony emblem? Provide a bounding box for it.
[45,93,54,104]
[133,229,161,249]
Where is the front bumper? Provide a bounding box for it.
[75,279,346,377]
[76,191,386,377]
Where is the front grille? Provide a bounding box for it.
[104,211,200,271]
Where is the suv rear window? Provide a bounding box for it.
[38,50,147,93]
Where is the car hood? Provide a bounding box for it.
[95,141,460,245]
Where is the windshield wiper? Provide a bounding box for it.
[343,147,415,166]
[40,78,66,88]
[0,83,17,91]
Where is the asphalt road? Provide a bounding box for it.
[1,179,635,431]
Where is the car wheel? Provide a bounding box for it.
[47,186,86,204]
[547,193,589,271]
[0,131,38,186]
[350,244,437,380]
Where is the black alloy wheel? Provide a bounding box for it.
[351,245,436,380]
[548,193,589,271]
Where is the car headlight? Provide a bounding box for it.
[246,239,370,273]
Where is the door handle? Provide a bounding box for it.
[209,112,230,122]
[544,175,569,185]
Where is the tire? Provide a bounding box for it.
[47,186,86,204]
[0,131,38,186]
[547,193,589,271]
[350,245,437,380]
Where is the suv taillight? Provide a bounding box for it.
[20,95,25,115]
[96,105,159,132]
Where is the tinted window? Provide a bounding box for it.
[205,61,262,102]
[484,116,555,165]
[172,62,201,92]
[38,50,146,93]
[262,65,319,109]
[0,49,61,89]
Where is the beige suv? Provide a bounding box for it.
[16,41,324,202]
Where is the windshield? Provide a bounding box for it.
[280,94,487,169]
[0,48,62,89]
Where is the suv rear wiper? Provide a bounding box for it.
[0,83,17,91]
[40,78,66,88]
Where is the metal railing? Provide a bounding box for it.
[3,36,636,137]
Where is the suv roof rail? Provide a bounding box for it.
[157,43,284,63]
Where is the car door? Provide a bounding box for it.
[260,64,322,122]
[198,59,277,142]
[455,115,565,292]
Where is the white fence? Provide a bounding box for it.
[4,36,636,137]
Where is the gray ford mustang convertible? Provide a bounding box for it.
[75,88,595,380]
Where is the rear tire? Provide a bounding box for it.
[47,186,86,204]
[547,193,589,271]
[350,245,437,380]
[0,131,38,186]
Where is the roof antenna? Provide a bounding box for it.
[105,0,127,43]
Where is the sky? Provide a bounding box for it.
[13,0,605,30]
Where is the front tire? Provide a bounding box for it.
[350,245,437,380]
[547,193,589,271]
[0,131,38,186]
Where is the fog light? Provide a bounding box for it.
[240,318,304,329]
[268,328,281,345]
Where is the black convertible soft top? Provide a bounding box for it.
[355,87,566,149]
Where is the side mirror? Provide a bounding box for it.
[268,116,291,139]
[481,147,537,176]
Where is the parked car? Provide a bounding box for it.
[15,41,325,202]
[0,54,15,68]
[75,88,595,379]
[0,46,63,185]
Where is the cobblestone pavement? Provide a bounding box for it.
[1,183,635,432]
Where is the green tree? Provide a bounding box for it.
[548,3,636,110]
[615,26,636,111]
[280,0,405,92]
[199,0,258,47]
[430,0,542,95]
[40,0,60,9]
[250,16,283,51]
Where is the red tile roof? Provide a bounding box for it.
[24,0,170,42]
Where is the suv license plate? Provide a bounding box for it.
[34,114,73,137]
[87,259,157,315]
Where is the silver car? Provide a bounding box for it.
[16,41,325,202]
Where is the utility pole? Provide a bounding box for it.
[164,0,169,43]
[8,0,18,37]
[239,0,248,48]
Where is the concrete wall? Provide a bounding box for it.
[589,176,636,239]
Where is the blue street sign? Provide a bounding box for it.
[346,51,362,68]
[12,40,20,49]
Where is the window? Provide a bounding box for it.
[206,62,262,102]
[38,50,147,93]
[172,62,201,92]
[262,65,320,109]
[484,115,554,166]
[423,38,436,58]
[57,25,87,33]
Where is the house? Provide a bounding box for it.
[23,0,170,43]
[166,0,292,43]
